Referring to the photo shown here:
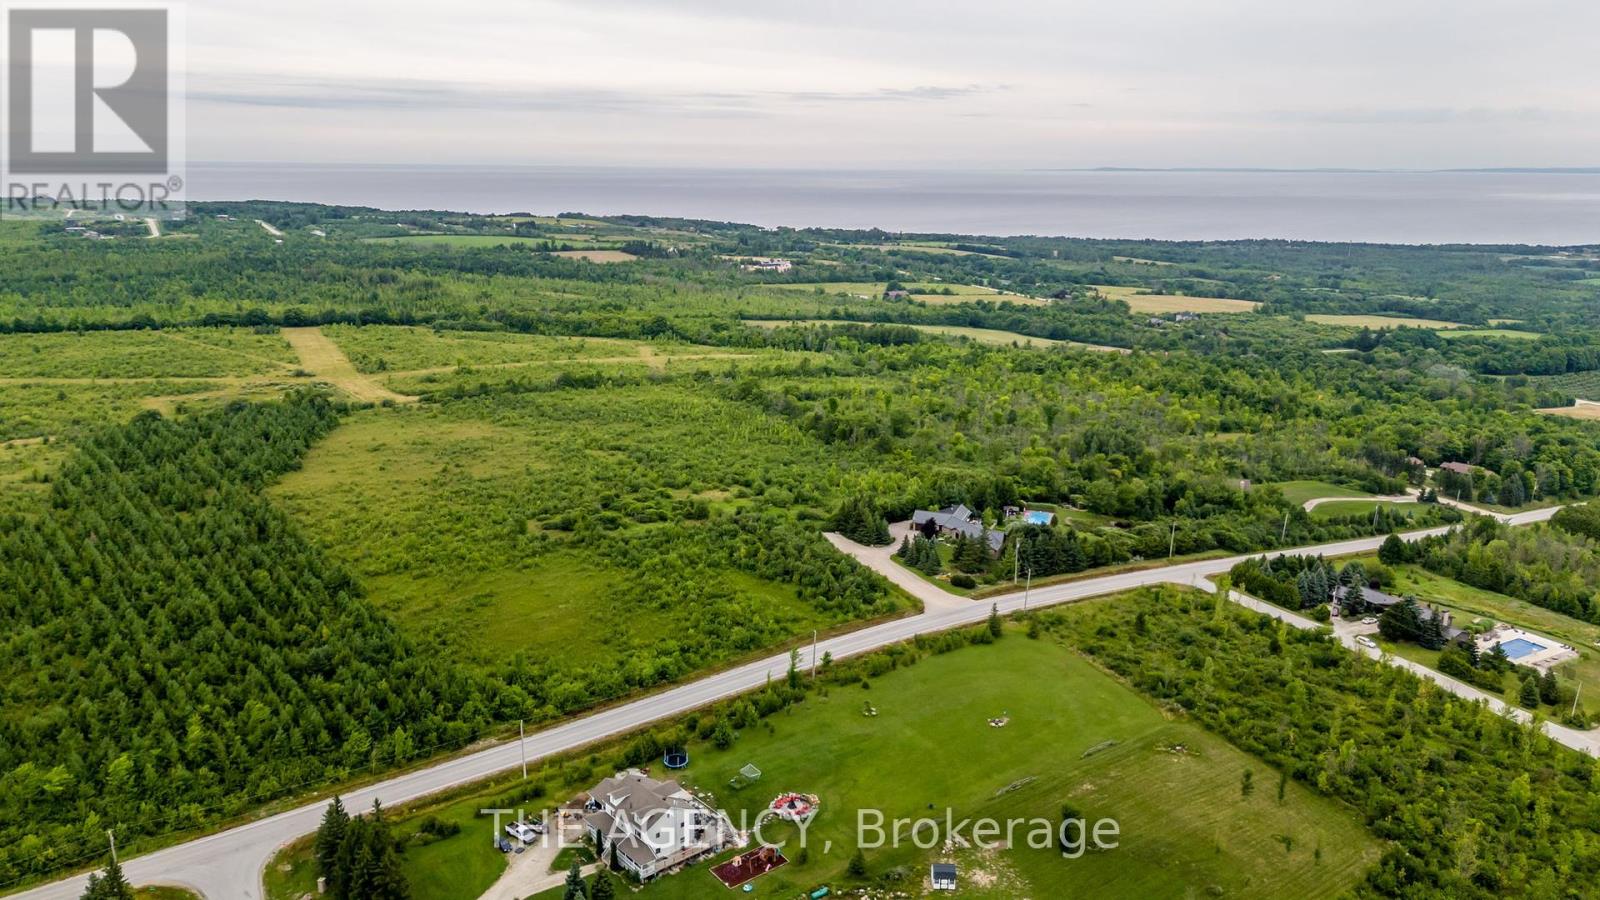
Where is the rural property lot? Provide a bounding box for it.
[1304,314,1467,329]
[1093,284,1260,313]
[524,633,1379,900]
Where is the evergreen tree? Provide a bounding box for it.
[1540,669,1560,706]
[590,866,616,900]
[315,796,351,890]
[78,857,132,900]
[563,858,589,900]
[847,848,869,879]
[1519,675,1541,709]
[988,603,1003,639]
[1379,597,1424,643]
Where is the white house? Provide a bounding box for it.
[583,770,730,881]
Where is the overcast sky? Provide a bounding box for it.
[184,0,1600,169]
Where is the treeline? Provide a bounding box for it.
[1402,520,1600,624]
[1047,587,1600,897]
[0,395,490,886]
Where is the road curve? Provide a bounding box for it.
[6,504,1571,900]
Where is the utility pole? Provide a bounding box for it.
[811,629,820,679]
[1573,681,1583,718]
[1013,537,1021,584]
[1023,567,1032,612]
[519,720,527,780]
[1168,521,1177,560]
[107,828,117,865]
[1280,511,1289,543]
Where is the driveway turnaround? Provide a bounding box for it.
[7,504,1576,900]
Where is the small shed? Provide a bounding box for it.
[931,863,958,891]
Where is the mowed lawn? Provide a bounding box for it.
[1269,480,1375,507]
[1309,499,1421,520]
[1093,284,1259,314]
[531,634,1380,900]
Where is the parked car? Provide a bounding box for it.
[1356,636,1377,648]
[506,821,541,843]
[1361,617,1377,625]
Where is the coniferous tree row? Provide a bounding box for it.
[0,394,489,886]
[312,797,409,900]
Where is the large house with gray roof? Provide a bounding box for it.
[582,769,731,881]
[911,505,1006,555]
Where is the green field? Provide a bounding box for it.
[1092,285,1259,314]
[1308,499,1420,520]
[740,319,1120,350]
[520,632,1379,900]
[268,384,888,685]
[1267,481,1375,507]
[1304,314,1467,330]
[266,625,1380,900]
[1438,329,1543,340]
[320,326,672,374]
[0,328,295,378]
[363,233,564,248]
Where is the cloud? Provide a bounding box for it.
[1269,107,1562,126]
[189,75,1004,119]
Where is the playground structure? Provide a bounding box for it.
[663,749,689,769]
[711,846,788,889]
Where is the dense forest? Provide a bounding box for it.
[0,396,488,885]
[1048,588,1600,898]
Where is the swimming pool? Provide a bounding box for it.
[1023,510,1054,525]
[1500,637,1547,659]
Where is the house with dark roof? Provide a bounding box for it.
[583,770,731,881]
[911,505,1005,554]
[931,862,958,891]
[1334,587,1470,644]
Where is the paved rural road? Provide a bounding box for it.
[9,504,1571,900]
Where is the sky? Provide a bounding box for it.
[182,0,1600,170]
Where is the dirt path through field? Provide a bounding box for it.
[282,327,417,404]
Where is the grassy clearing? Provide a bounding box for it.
[524,631,1378,900]
[551,249,637,263]
[1093,285,1259,314]
[269,385,861,679]
[740,319,1124,352]
[1438,329,1543,340]
[363,234,553,247]
[321,326,654,374]
[1303,314,1467,330]
[1308,499,1420,520]
[1539,400,1600,419]
[1268,481,1374,507]
[0,328,293,378]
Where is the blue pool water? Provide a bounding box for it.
[1024,510,1054,525]
[1500,638,1547,659]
